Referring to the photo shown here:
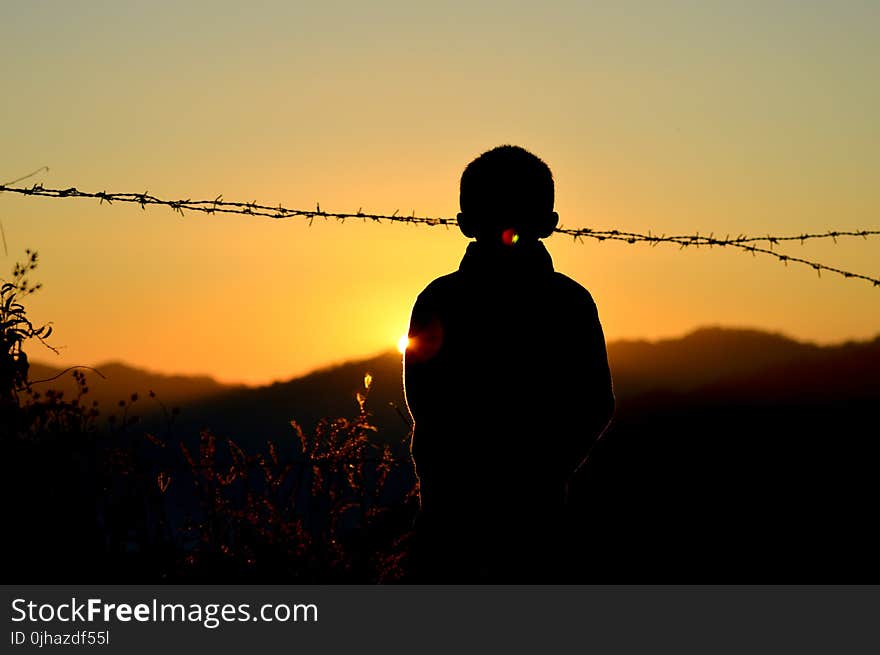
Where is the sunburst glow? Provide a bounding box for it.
[397,334,411,354]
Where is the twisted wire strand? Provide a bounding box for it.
[2,183,877,287]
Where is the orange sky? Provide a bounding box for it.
[2,2,878,384]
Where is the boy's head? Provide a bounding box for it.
[458,145,558,243]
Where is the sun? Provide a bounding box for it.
[397,333,410,354]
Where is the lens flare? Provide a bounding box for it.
[502,228,519,246]
[397,334,411,354]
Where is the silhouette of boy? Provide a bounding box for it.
[404,145,615,582]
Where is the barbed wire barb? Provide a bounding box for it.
[1,182,877,287]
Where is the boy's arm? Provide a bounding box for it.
[569,294,615,472]
[402,289,445,423]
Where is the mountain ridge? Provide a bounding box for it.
[26,326,880,447]
[23,326,880,578]
[29,325,879,396]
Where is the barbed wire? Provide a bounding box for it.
[1,182,878,287]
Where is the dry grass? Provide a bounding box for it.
[1,251,417,583]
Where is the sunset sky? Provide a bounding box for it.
[2,1,878,384]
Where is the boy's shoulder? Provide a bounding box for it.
[550,271,597,306]
[416,271,465,301]
[417,269,597,306]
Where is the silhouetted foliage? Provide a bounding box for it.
[4,251,877,583]
[1,251,416,583]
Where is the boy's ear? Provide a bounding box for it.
[536,211,559,239]
[457,212,477,238]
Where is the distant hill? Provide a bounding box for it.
[579,328,880,581]
[607,326,817,394]
[29,326,880,444]
[26,326,880,579]
[26,360,241,413]
[177,351,409,446]
[608,326,880,400]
